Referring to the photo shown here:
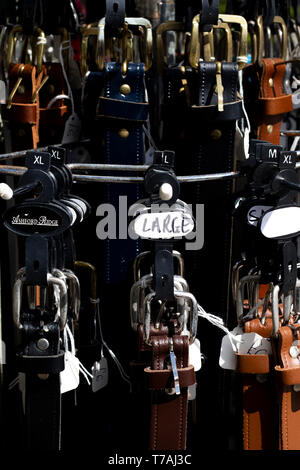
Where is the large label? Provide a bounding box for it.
[4,204,67,236]
[133,211,194,239]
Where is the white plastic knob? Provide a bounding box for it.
[0,183,14,200]
[159,183,173,201]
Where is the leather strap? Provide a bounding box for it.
[98,62,147,284]
[39,63,69,144]
[5,63,43,150]
[257,58,293,145]
[238,317,277,450]
[274,325,300,450]
[147,334,194,451]
[19,310,63,450]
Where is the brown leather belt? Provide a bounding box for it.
[6,63,43,150]
[257,58,293,145]
[237,317,277,450]
[274,325,300,450]
[145,334,195,451]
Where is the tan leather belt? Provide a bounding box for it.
[6,63,43,150]
[145,334,195,451]
[237,317,277,450]
[257,58,293,145]
[274,325,300,450]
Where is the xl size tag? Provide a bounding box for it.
[91,358,109,392]
[60,351,80,394]
[62,113,82,144]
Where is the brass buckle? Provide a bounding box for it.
[156,21,187,74]
[189,13,247,69]
[6,25,46,74]
[257,15,288,66]
[80,25,100,76]
[98,17,152,74]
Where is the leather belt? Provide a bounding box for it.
[18,310,64,450]
[257,58,293,145]
[274,325,300,450]
[97,62,148,284]
[145,334,195,451]
[5,63,43,150]
[237,317,277,450]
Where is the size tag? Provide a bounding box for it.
[189,338,202,372]
[60,350,80,394]
[133,211,194,240]
[92,357,109,392]
[0,80,6,104]
[62,113,82,144]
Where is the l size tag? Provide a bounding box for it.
[92,357,109,392]
[62,113,82,144]
[60,351,80,394]
[189,338,202,372]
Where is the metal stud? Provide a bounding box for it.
[267,125,273,134]
[118,128,129,138]
[120,84,131,95]
[37,337,49,351]
[211,129,222,140]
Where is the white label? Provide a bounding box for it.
[219,326,243,370]
[247,205,272,227]
[189,338,202,372]
[219,328,272,371]
[62,113,82,144]
[260,206,300,239]
[92,357,109,392]
[60,351,80,394]
[133,211,194,239]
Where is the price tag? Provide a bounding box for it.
[60,350,80,394]
[189,338,202,372]
[62,113,82,144]
[92,357,109,392]
[219,327,272,371]
[133,211,194,240]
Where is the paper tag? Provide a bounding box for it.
[60,350,80,394]
[92,357,109,392]
[62,113,82,144]
[247,205,272,227]
[219,327,272,370]
[189,338,202,372]
[219,326,243,370]
[0,80,6,104]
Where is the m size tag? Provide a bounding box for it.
[60,351,80,394]
[62,113,82,144]
[92,357,109,392]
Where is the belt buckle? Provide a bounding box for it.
[6,25,46,74]
[257,15,288,66]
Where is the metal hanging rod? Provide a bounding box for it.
[0,140,91,162]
